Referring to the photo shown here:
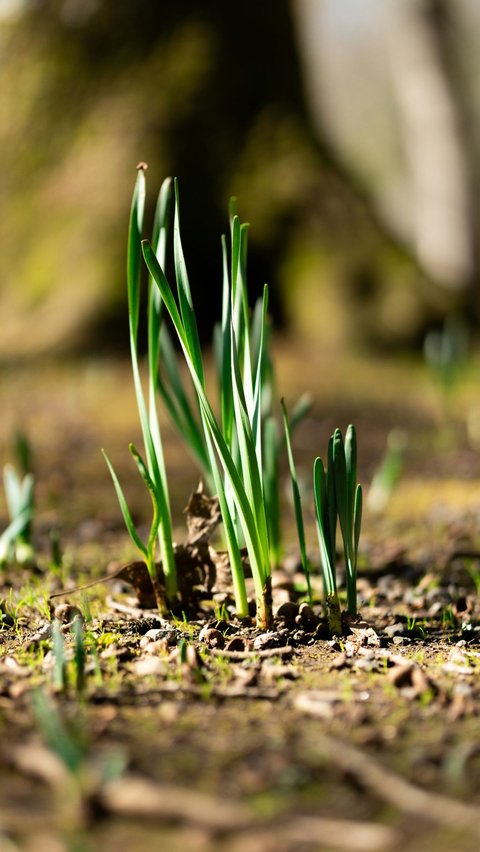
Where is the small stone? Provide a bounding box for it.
[140,628,175,647]
[134,657,167,677]
[54,604,83,624]
[292,630,308,645]
[298,603,319,632]
[384,622,405,638]
[224,637,245,652]
[314,622,330,640]
[142,639,169,655]
[388,663,414,688]
[275,602,299,628]
[277,628,291,640]
[253,631,282,650]
[199,628,225,650]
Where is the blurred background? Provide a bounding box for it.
[2,0,480,359]
[3,0,480,541]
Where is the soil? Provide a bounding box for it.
[1,344,480,852]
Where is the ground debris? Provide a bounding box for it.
[98,774,252,831]
[387,661,438,699]
[309,734,480,839]
[210,645,294,661]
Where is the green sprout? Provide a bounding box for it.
[156,201,310,569]
[142,181,273,627]
[314,426,362,632]
[0,462,35,566]
[103,169,176,614]
[367,428,406,514]
[281,398,312,604]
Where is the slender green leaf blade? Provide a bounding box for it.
[281,399,312,602]
[127,168,146,342]
[3,465,23,520]
[0,508,33,551]
[354,483,363,557]
[313,457,336,596]
[102,449,147,558]
[145,235,269,598]
[173,179,204,381]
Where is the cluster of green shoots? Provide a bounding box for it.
[104,168,362,631]
[313,426,362,632]
[0,435,35,566]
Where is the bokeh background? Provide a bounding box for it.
[2,0,480,360]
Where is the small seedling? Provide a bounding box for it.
[281,398,312,604]
[0,463,35,566]
[367,429,407,514]
[103,170,176,615]
[424,314,468,399]
[143,181,274,627]
[314,426,362,632]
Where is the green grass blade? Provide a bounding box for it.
[263,416,281,567]
[220,233,234,447]
[143,238,269,601]
[231,324,270,576]
[251,284,269,471]
[230,214,241,338]
[129,442,157,502]
[158,326,210,476]
[173,179,204,382]
[128,443,163,565]
[345,424,357,505]
[0,507,33,553]
[326,436,337,567]
[313,456,336,597]
[101,449,147,558]
[3,465,23,519]
[238,223,254,413]
[289,393,313,434]
[126,172,176,597]
[354,484,363,556]
[333,428,351,554]
[281,400,312,603]
[148,177,172,387]
[127,168,146,344]
[32,690,84,775]
[202,425,248,617]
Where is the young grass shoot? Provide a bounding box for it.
[105,167,363,632]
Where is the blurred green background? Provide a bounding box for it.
[1,0,480,359]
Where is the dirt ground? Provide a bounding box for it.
[1,342,480,852]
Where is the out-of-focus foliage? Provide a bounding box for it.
[295,0,480,323]
[0,0,446,358]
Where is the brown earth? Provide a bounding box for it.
[1,343,480,852]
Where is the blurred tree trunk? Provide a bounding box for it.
[387,0,479,302]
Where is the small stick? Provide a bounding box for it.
[313,734,480,838]
[210,645,294,660]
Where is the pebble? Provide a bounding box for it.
[384,622,405,638]
[292,629,308,645]
[253,631,283,650]
[275,602,299,628]
[224,637,245,652]
[314,623,331,640]
[298,603,319,632]
[133,657,167,677]
[139,628,177,647]
[54,604,84,624]
[199,628,225,649]
[141,639,169,655]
